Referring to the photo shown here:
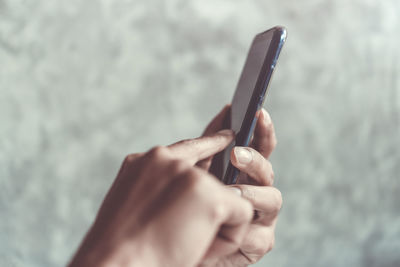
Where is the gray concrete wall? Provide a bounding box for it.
[1,0,399,266]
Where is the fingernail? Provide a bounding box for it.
[262,109,271,125]
[217,129,234,136]
[234,147,252,164]
[228,187,242,196]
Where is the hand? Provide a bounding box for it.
[198,106,282,266]
[68,130,254,267]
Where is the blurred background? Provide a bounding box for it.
[1,0,399,266]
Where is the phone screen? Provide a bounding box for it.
[220,27,286,184]
[231,33,273,134]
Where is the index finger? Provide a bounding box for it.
[168,129,234,165]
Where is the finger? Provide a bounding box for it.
[240,225,275,263]
[230,147,274,186]
[228,185,282,226]
[222,225,276,265]
[168,129,234,165]
[251,109,277,159]
[203,186,253,259]
[202,104,231,136]
[115,152,145,184]
[197,105,231,170]
[157,168,253,261]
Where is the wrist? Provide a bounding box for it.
[69,241,141,267]
[68,228,135,267]
[69,225,152,267]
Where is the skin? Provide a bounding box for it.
[198,106,280,267]
[68,106,281,267]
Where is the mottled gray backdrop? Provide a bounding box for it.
[1,0,399,266]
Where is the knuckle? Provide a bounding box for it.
[122,153,142,169]
[263,159,272,171]
[123,154,136,164]
[257,159,273,186]
[246,256,258,265]
[236,196,254,222]
[230,235,243,251]
[268,234,276,252]
[258,230,275,255]
[270,188,283,213]
[209,201,226,223]
[194,181,226,222]
[271,136,277,149]
[176,169,229,223]
[264,160,274,181]
[243,229,274,261]
[147,146,168,159]
[168,159,188,174]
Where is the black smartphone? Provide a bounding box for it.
[220,26,287,185]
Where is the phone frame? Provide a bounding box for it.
[222,26,287,185]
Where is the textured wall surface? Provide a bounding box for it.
[1,0,399,266]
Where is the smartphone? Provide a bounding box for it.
[220,26,287,185]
